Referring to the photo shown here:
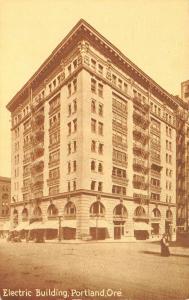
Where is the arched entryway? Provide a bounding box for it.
[113,204,128,240]
[151,208,161,235]
[46,204,59,240]
[22,208,29,221]
[133,206,149,240]
[89,201,107,240]
[165,209,173,239]
[63,202,76,240]
[13,208,18,226]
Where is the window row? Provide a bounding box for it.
[49,112,60,129]
[112,76,128,93]
[68,141,77,154]
[112,96,127,113]
[166,140,172,151]
[67,180,77,192]
[90,58,104,75]
[91,119,103,135]
[91,141,104,154]
[91,181,103,192]
[112,167,126,178]
[49,150,60,163]
[91,78,103,97]
[67,119,77,135]
[151,178,160,187]
[112,185,126,195]
[49,94,60,113]
[113,149,127,163]
[166,181,172,191]
[68,161,77,173]
[14,154,19,165]
[91,99,103,116]
[133,89,147,103]
[68,78,77,97]
[150,102,161,118]
[49,131,60,146]
[67,59,78,75]
[68,99,77,116]
[166,153,172,164]
[49,167,60,180]
[91,160,103,173]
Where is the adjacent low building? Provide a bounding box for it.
[0,176,11,234]
[7,19,185,241]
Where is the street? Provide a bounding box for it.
[0,240,189,300]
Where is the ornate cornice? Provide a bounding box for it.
[7,19,179,112]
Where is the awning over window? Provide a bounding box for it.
[15,222,29,231]
[61,220,77,228]
[2,222,12,231]
[89,219,108,228]
[134,222,151,231]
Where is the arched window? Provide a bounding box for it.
[98,163,103,173]
[134,206,146,217]
[113,204,128,219]
[166,209,173,219]
[152,208,161,218]
[64,202,76,217]
[90,201,105,216]
[33,206,42,217]
[47,204,58,217]
[91,160,95,171]
[22,208,28,221]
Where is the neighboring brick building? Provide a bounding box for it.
[0,176,11,233]
[7,19,184,241]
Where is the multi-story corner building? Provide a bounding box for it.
[7,19,179,241]
[0,176,11,232]
[176,81,189,232]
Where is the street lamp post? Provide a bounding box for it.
[58,214,63,242]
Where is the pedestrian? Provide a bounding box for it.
[160,233,170,257]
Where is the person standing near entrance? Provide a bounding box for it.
[160,233,170,256]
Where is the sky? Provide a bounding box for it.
[0,0,189,177]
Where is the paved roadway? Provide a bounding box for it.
[0,240,189,300]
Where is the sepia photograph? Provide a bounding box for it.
[0,0,189,299]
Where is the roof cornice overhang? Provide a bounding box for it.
[7,19,179,112]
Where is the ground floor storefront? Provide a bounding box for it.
[9,192,177,241]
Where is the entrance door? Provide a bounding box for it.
[114,226,121,240]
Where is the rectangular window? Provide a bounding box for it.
[73,141,77,152]
[91,140,96,152]
[68,143,71,155]
[91,119,96,133]
[73,78,77,93]
[98,182,103,192]
[73,59,78,69]
[73,119,77,132]
[91,59,96,70]
[68,122,71,135]
[99,103,103,116]
[68,65,72,75]
[49,167,60,179]
[73,100,77,113]
[98,64,103,75]
[91,79,96,93]
[118,79,122,89]
[112,75,117,85]
[91,181,96,191]
[68,83,71,97]
[98,122,103,135]
[98,143,104,154]
[73,160,77,172]
[68,104,71,116]
[98,83,103,97]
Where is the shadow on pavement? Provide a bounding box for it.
[141,250,189,258]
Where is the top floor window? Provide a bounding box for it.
[91,79,96,93]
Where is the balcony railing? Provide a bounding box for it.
[133,129,149,145]
[133,181,149,190]
[133,163,149,174]
[133,96,150,111]
[31,160,44,174]
[133,146,149,159]
[48,159,60,168]
[150,184,162,193]
[112,175,128,186]
[112,120,127,133]
[133,112,150,129]
[34,113,44,126]
[21,185,31,193]
[113,158,127,168]
[47,178,60,187]
[151,155,161,165]
[112,139,127,150]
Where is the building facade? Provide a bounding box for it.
[0,176,11,232]
[176,81,189,232]
[7,20,180,241]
